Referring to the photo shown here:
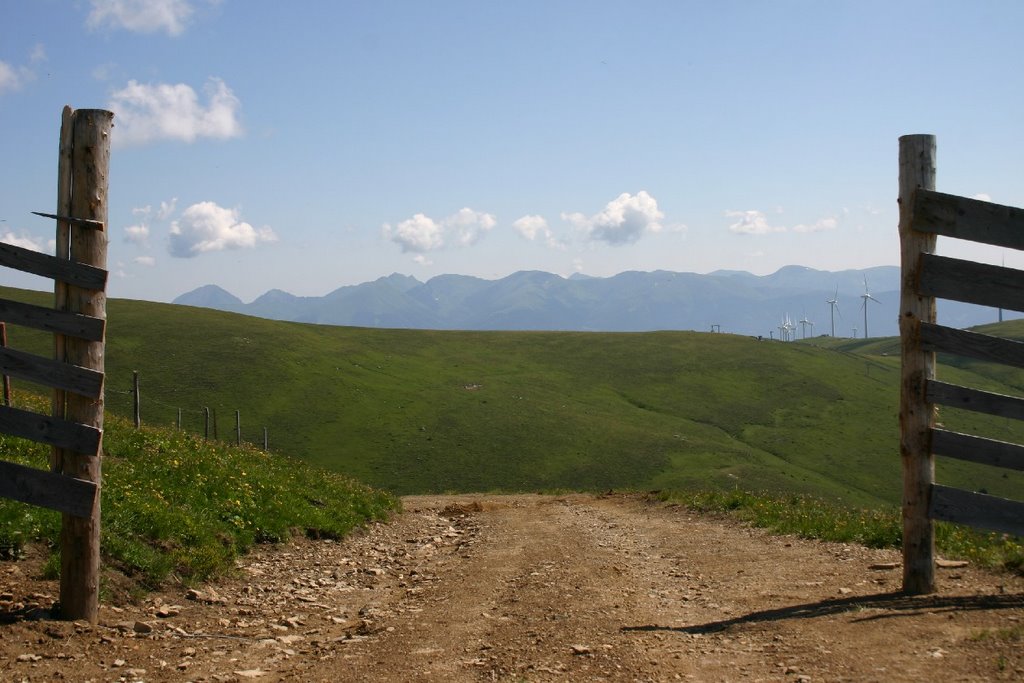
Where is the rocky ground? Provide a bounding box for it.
[2,493,1022,682]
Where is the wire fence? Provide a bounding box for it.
[106,374,270,450]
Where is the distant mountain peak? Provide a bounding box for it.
[165,264,1014,337]
[173,284,243,309]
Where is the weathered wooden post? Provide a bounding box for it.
[235,409,241,446]
[263,426,268,451]
[0,323,10,406]
[204,406,210,440]
[898,134,938,594]
[57,108,114,621]
[177,407,182,430]
[132,370,140,428]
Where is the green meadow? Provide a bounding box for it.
[3,286,1022,507]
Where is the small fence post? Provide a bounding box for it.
[204,406,210,440]
[0,322,10,406]
[132,370,140,429]
[177,407,182,430]
[263,426,268,451]
[235,409,241,446]
[898,134,938,595]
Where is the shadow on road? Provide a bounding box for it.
[622,591,1024,634]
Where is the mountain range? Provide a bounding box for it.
[173,265,1008,338]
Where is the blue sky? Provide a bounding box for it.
[2,0,1023,303]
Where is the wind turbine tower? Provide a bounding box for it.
[826,287,840,337]
[859,276,881,339]
[799,312,813,339]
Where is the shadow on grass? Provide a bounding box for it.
[622,591,1024,635]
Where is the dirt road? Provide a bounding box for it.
[3,494,1023,681]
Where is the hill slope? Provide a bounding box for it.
[3,286,1023,505]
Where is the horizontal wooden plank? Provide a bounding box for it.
[926,380,1024,421]
[931,428,1024,471]
[919,255,1024,312]
[0,346,103,398]
[0,404,101,455]
[0,242,107,290]
[911,189,1024,250]
[929,484,1024,536]
[0,297,104,341]
[0,460,97,518]
[920,322,1024,369]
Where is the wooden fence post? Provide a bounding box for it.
[177,407,182,430]
[235,409,241,446]
[898,134,938,595]
[204,406,210,440]
[263,426,268,451]
[51,105,74,474]
[57,108,113,622]
[132,370,140,428]
[0,322,10,406]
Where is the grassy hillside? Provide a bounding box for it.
[3,286,1023,507]
[0,393,397,591]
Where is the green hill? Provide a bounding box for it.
[3,286,1022,507]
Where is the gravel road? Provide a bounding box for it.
[2,493,1022,681]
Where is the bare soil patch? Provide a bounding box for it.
[2,493,1022,681]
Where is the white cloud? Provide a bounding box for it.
[169,201,276,258]
[124,224,150,245]
[446,208,496,247]
[562,191,664,245]
[0,230,46,251]
[726,210,783,235]
[383,213,443,253]
[513,215,549,241]
[157,198,178,220]
[383,207,496,253]
[87,0,194,36]
[0,44,44,95]
[413,254,433,266]
[729,210,838,235]
[134,255,156,266]
[792,216,838,233]
[109,77,242,146]
[972,192,992,202]
[0,59,35,95]
[513,214,564,249]
[0,62,19,94]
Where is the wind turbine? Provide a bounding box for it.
[826,287,840,337]
[859,276,880,339]
[798,311,813,339]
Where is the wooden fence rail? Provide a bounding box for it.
[899,134,1024,594]
[0,106,112,622]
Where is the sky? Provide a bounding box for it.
[1,0,1023,303]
